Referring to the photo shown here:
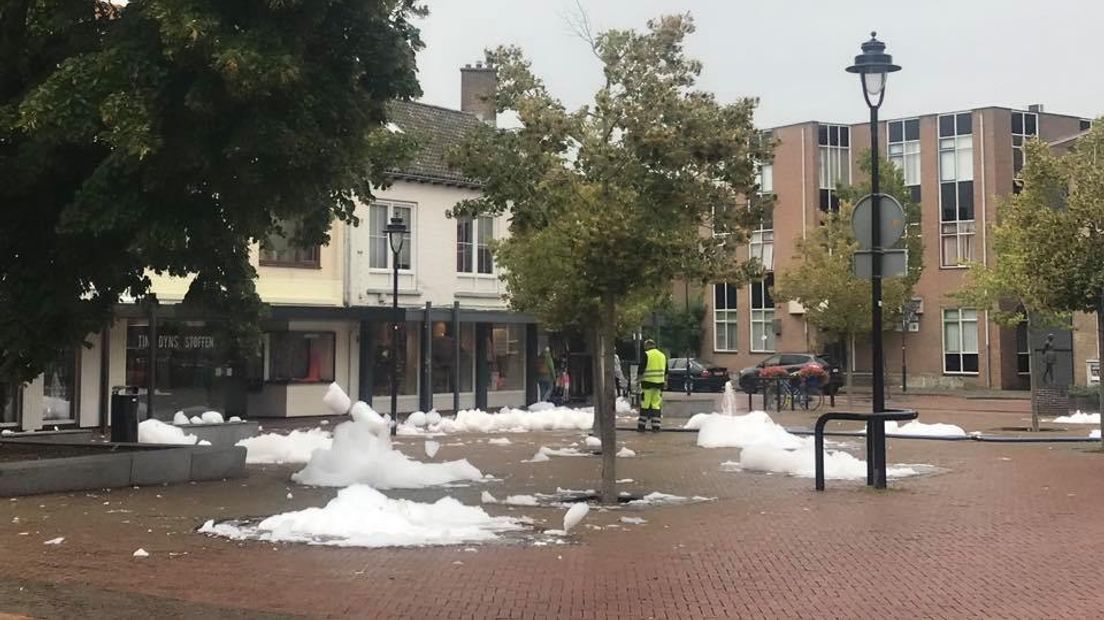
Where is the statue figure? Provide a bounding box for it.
[1041,333,1057,385]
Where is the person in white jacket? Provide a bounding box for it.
[612,353,626,397]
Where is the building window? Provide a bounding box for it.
[758,163,774,194]
[818,124,850,212]
[750,274,775,353]
[713,283,738,352]
[1081,119,1093,132]
[267,332,336,383]
[750,227,774,271]
[942,308,979,374]
[457,215,494,274]
[1011,110,1038,193]
[372,322,420,397]
[369,201,413,271]
[430,322,475,394]
[938,112,975,267]
[260,220,321,268]
[888,118,921,201]
[489,324,525,391]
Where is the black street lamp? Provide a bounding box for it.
[846,32,901,417]
[384,215,408,436]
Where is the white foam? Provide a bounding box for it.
[290,419,484,489]
[199,485,524,548]
[138,419,202,445]
[1052,411,1101,425]
[322,382,352,415]
[236,429,333,464]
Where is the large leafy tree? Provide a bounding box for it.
[957,122,1104,438]
[450,14,768,502]
[0,0,422,384]
[773,153,921,403]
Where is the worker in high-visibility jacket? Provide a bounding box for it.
[637,339,668,432]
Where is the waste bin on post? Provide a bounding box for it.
[110,386,141,443]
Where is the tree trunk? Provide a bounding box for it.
[845,335,854,409]
[590,327,602,437]
[596,294,618,504]
[1097,297,1104,447]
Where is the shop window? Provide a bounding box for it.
[489,324,525,391]
[125,321,228,420]
[431,322,475,394]
[42,347,79,422]
[267,332,335,383]
[1,383,19,427]
[372,322,420,397]
[373,317,419,394]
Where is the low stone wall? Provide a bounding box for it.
[661,393,721,418]
[0,440,246,497]
[175,421,259,447]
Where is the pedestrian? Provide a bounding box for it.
[612,352,626,398]
[536,346,556,402]
[637,339,667,432]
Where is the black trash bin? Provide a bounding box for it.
[110,386,141,443]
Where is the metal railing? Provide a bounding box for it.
[814,408,918,491]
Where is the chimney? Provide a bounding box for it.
[1028,103,1045,113]
[461,61,497,126]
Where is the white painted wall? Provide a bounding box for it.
[347,180,510,311]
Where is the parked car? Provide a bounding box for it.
[737,353,842,395]
[666,358,731,393]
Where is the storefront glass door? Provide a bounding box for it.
[42,347,78,424]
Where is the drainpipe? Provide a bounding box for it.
[979,112,992,388]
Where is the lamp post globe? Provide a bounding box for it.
[384,216,408,435]
[845,32,901,110]
[845,33,902,488]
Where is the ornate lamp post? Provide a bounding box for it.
[846,32,901,416]
[384,216,408,436]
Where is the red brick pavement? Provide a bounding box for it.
[3,402,1104,619]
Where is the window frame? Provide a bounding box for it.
[259,221,323,269]
[942,308,980,375]
[368,201,415,273]
[1011,110,1038,193]
[817,124,851,213]
[713,283,739,353]
[456,215,495,276]
[887,118,922,194]
[937,112,975,268]
[749,275,776,353]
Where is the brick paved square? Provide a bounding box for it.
[3,396,1104,618]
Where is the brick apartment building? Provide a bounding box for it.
[699,105,1098,391]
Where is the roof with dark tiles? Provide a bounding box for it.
[385,100,484,188]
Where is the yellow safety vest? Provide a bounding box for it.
[641,348,667,385]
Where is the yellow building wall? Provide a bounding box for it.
[144,220,346,307]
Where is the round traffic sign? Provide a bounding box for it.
[851,193,907,250]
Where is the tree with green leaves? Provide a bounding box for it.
[956,122,1104,438]
[449,14,768,502]
[0,0,423,385]
[773,153,922,403]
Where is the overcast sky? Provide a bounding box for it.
[415,0,1102,128]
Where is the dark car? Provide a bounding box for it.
[666,358,731,393]
[737,353,842,395]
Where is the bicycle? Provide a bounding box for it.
[780,376,825,412]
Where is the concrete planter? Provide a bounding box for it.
[0,439,246,497]
[174,421,259,447]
